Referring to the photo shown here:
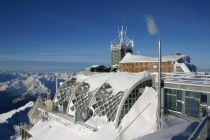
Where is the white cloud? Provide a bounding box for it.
[146,15,159,36]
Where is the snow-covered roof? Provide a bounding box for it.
[54,71,153,124]
[89,65,106,68]
[82,72,151,95]
[86,65,106,71]
[119,53,187,63]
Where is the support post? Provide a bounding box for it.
[158,40,162,128]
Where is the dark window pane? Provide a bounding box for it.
[201,93,207,104]
[186,91,199,98]
[165,89,176,95]
[165,95,176,111]
[177,90,182,100]
[177,101,182,112]
[185,98,199,117]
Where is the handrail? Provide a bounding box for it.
[188,115,210,140]
[38,108,98,132]
[161,73,210,86]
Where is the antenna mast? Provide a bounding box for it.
[157,40,162,129]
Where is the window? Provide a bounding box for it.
[185,91,200,118]
[165,89,183,113]
[177,90,182,100]
[165,95,176,111]
[200,93,207,104]
[118,80,151,125]
[186,91,199,98]
[177,101,182,112]
[176,90,183,113]
[185,98,199,117]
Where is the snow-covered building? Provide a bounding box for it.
[53,72,153,126]
[118,52,197,73]
[22,72,168,140]
[23,71,210,140]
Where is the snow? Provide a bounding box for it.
[137,121,191,140]
[19,86,196,140]
[24,87,159,140]
[28,120,88,140]
[118,87,158,140]
[74,74,89,82]
[120,53,187,63]
[89,65,104,68]
[175,62,191,72]
[25,117,118,140]
[83,73,112,91]
[105,72,150,95]
[0,101,34,123]
[120,53,155,63]
[0,83,8,92]
[77,72,151,96]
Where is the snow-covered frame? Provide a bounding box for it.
[115,78,152,126]
[89,83,125,122]
[54,72,153,127]
[54,78,77,107]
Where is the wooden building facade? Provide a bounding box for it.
[119,61,174,73]
[117,53,195,73]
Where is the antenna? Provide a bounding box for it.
[55,76,58,93]
[118,26,120,37]
[125,26,127,36]
[137,50,140,55]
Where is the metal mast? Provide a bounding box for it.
[157,40,162,129]
[111,26,134,66]
[55,76,58,93]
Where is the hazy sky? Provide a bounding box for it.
[0,0,210,71]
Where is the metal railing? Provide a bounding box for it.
[162,73,210,84]
[38,108,97,133]
[160,72,210,93]
[188,115,210,140]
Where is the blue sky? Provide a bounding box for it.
[0,0,210,71]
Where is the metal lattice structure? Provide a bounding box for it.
[53,72,152,126]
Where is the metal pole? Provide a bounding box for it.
[158,40,162,128]
[56,76,58,92]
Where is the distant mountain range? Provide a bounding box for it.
[0,71,71,114]
[0,71,73,140]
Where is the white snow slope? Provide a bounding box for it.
[118,87,158,140]
[0,101,34,123]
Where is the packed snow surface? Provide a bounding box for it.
[137,121,191,140]
[25,117,118,140]
[0,101,34,123]
[120,53,187,63]
[118,87,158,140]
[75,72,151,96]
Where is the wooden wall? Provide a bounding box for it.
[119,61,174,73]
